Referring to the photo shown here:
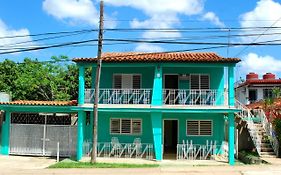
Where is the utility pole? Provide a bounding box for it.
[91,0,104,163]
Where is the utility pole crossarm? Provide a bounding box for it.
[91,0,104,163]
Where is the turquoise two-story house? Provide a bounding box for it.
[0,52,240,165]
[73,52,240,165]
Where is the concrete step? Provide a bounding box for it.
[260,154,277,158]
[261,147,274,152]
[260,152,276,156]
[261,143,272,147]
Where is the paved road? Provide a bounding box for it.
[1,155,281,175]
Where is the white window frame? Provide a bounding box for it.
[190,74,210,89]
[186,120,213,136]
[113,74,142,89]
[110,118,142,135]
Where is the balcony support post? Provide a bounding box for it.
[152,64,163,106]
[78,65,85,105]
[228,66,234,107]
[151,112,162,161]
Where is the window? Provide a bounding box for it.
[263,89,273,99]
[113,74,141,89]
[110,118,142,135]
[186,120,212,136]
[190,74,210,89]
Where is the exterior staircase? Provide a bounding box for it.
[235,100,279,158]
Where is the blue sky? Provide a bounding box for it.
[1,0,281,80]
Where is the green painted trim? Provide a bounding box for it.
[0,105,74,113]
[151,112,162,160]
[1,111,10,155]
[228,113,235,165]
[228,66,234,107]
[71,106,241,113]
[77,111,85,161]
[80,62,237,68]
[78,65,85,105]
[151,65,163,106]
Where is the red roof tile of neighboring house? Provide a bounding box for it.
[237,79,281,88]
[0,100,77,106]
[73,52,240,63]
[246,98,281,109]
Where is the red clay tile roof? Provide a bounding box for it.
[73,52,240,63]
[0,100,77,106]
[246,98,281,109]
[237,79,281,88]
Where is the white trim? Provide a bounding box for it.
[186,119,213,136]
[110,118,142,135]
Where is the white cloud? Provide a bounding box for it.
[135,43,164,52]
[0,19,34,52]
[240,0,281,42]
[240,53,281,74]
[201,12,225,28]
[43,0,100,27]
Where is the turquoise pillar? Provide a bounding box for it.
[151,112,162,161]
[151,64,163,105]
[77,111,85,161]
[78,65,85,105]
[228,66,234,106]
[1,111,10,155]
[228,113,235,165]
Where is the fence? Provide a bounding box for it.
[83,141,154,160]
[177,140,228,160]
[163,89,224,106]
[85,89,152,104]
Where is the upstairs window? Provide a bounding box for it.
[186,120,212,136]
[190,74,210,89]
[110,118,142,135]
[113,74,141,89]
[263,89,273,99]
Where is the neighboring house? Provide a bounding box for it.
[0,52,240,165]
[236,72,281,105]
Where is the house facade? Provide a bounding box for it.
[0,52,240,165]
[236,72,281,105]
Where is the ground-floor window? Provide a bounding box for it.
[186,120,212,136]
[110,118,142,135]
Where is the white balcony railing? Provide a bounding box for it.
[163,89,224,106]
[85,89,152,104]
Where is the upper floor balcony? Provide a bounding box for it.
[84,88,226,106]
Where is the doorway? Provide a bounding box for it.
[248,89,257,103]
[163,120,178,159]
[164,75,179,104]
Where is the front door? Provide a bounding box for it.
[163,120,178,159]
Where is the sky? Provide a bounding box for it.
[1,0,281,80]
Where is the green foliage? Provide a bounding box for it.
[0,56,91,101]
[273,118,281,142]
[48,160,159,168]
[273,87,281,99]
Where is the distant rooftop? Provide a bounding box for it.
[73,52,240,63]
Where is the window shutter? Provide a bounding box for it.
[190,75,200,89]
[114,75,122,89]
[121,74,133,89]
[200,75,210,89]
[133,75,141,89]
[187,120,199,135]
[121,119,131,134]
[132,119,141,134]
[199,121,212,136]
[110,119,120,134]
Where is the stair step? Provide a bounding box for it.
[261,148,274,152]
[260,152,276,156]
[260,154,277,158]
[261,143,272,147]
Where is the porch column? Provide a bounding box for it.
[78,65,85,105]
[1,111,10,155]
[76,111,85,161]
[151,112,162,161]
[228,66,234,106]
[228,113,235,165]
[151,64,163,105]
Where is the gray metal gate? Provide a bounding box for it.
[9,113,77,157]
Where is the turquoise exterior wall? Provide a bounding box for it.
[97,112,153,143]
[162,113,225,145]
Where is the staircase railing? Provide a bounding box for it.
[255,109,279,157]
[235,100,262,155]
